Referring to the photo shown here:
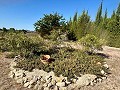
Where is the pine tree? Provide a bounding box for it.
[111,10,116,18]
[73,12,78,22]
[116,3,120,16]
[104,9,107,19]
[95,2,103,25]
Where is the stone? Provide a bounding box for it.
[24,82,30,87]
[16,78,24,84]
[103,63,109,69]
[23,77,28,83]
[44,87,49,90]
[45,75,52,83]
[96,62,101,65]
[41,78,46,83]
[90,81,94,86]
[55,75,64,82]
[29,76,38,85]
[34,81,41,90]
[28,84,34,88]
[102,76,107,80]
[56,82,66,87]
[14,69,25,78]
[75,74,97,87]
[97,78,102,82]
[9,71,15,78]
[52,86,58,90]
[37,84,44,90]
[101,70,105,75]
[59,87,67,90]
[72,78,77,83]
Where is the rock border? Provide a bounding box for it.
[9,57,108,90]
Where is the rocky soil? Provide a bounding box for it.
[0,46,120,90]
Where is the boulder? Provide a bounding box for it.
[24,82,30,87]
[75,74,97,87]
[56,82,66,87]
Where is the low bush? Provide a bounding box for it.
[0,32,46,57]
[15,47,107,80]
[79,34,104,53]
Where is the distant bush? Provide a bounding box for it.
[79,34,103,53]
[0,32,46,57]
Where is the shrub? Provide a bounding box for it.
[79,34,103,53]
[16,47,107,80]
[0,32,46,57]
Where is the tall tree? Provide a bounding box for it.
[73,12,78,22]
[95,2,103,25]
[111,10,116,19]
[104,9,107,19]
[116,3,120,16]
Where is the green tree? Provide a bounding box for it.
[73,12,78,22]
[111,10,116,19]
[95,2,103,25]
[104,9,107,19]
[2,27,8,32]
[116,3,120,16]
[9,28,15,32]
[77,10,90,38]
[34,13,66,37]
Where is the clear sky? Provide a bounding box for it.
[0,0,120,30]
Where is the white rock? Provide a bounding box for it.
[9,71,15,78]
[103,64,109,69]
[47,82,53,88]
[75,74,97,87]
[54,86,59,90]
[45,75,52,83]
[102,77,107,80]
[38,84,44,90]
[28,84,33,88]
[24,82,30,87]
[29,76,38,85]
[41,78,46,83]
[90,81,94,86]
[23,77,28,83]
[16,78,24,84]
[14,70,25,78]
[97,78,102,82]
[44,87,49,90]
[56,82,66,87]
[101,70,105,75]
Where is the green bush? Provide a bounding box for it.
[0,32,46,57]
[79,34,103,53]
[16,47,107,80]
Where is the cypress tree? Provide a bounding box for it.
[104,9,107,19]
[73,12,78,22]
[111,10,116,18]
[116,3,120,16]
[95,2,103,25]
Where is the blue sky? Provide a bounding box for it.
[0,0,120,30]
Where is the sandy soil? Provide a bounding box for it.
[0,46,120,90]
[0,53,32,90]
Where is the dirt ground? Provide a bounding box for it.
[0,53,32,90]
[0,46,120,90]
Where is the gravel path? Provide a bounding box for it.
[0,46,120,90]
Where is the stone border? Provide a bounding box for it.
[9,58,108,90]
